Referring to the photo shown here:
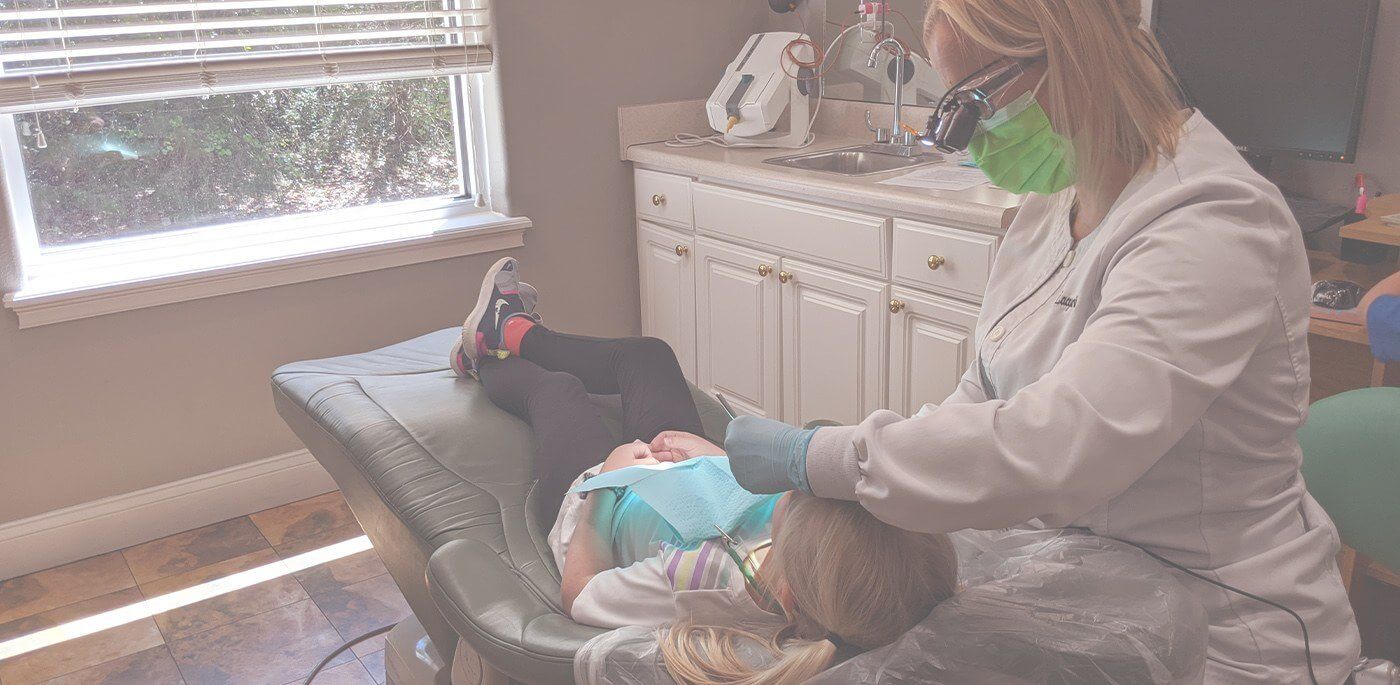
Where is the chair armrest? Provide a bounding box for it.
[427,539,606,684]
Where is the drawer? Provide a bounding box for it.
[892,219,998,301]
[635,169,694,227]
[693,183,887,277]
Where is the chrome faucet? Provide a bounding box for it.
[865,37,920,155]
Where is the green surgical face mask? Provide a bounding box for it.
[968,87,1076,195]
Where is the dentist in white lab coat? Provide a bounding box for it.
[724,1,1362,682]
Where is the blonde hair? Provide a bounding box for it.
[659,495,958,685]
[925,0,1185,199]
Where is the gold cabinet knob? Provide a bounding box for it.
[675,244,689,257]
[758,264,773,277]
[778,270,793,284]
[889,298,906,314]
[928,255,946,270]
[651,194,666,207]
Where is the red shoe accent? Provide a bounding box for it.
[502,316,536,356]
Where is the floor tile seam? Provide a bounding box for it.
[166,638,202,685]
[1,635,173,685]
[0,553,144,629]
[355,648,385,674]
[132,548,313,645]
[306,570,397,640]
[247,510,281,554]
[300,599,350,685]
[122,516,272,588]
[162,593,320,654]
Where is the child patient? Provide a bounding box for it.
[452,258,958,683]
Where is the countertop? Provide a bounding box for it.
[1340,194,1400,248]
[623,133,1022,231]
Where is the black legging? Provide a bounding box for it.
[476,327,705,519]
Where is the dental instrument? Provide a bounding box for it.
[671,22,865,150]
[713,525,781,613]
[715,392,738,420]
[702,32,816,148]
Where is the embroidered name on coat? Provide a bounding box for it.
[1054,295,1078,309]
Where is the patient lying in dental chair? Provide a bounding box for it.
[452,258,959,683]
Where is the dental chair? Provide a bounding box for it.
[273,328,727,684]
[275,328,1210,685]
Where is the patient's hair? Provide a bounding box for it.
[659,495,958,685]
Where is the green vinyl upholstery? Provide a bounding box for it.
[1299,387,1400,573]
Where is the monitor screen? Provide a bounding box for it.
[1152,0,1378,162]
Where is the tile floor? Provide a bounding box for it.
[0,492,412,685]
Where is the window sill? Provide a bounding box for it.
[4,203,530,329]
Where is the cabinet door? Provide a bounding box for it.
[694,236,782,419]
[637,221,696,381]
[780,258,888,427]
[887,287,980,416]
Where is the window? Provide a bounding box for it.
[14,78,465,248]
[1,1,518,327]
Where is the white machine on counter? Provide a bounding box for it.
[705,32,816,148]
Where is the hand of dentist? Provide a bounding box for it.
[723,415,819,494]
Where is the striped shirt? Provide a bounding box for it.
[661,540,733,592]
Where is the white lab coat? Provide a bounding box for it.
[805,113,1361,684]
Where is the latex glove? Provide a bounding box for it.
[724,415,818,494]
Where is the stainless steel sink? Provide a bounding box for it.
[765,145,941,176]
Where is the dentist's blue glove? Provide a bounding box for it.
[724,415,818,494]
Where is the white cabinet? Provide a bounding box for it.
[694,236,783,419]
[634,168,694,226]
[693,184,888,278]
[632,170,1001,424]
[892,219,999,303]
[781,258,887,426]
[637,221,696,381]
[887,286,980,416]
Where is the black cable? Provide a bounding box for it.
[303,624,395,685]
[1076,530,1319,685]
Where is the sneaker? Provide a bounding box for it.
[449,281,540,379]
[449,338,475,379]
[451,258,537,378]
[518,281,540,319]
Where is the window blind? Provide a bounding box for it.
[0,0,491,113]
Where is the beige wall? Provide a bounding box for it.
[0,0,766,524]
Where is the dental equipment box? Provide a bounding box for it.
[706,32,814,148]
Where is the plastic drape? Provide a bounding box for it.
[576,528,1208,684]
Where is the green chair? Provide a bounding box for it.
[1298,387,1400,591]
